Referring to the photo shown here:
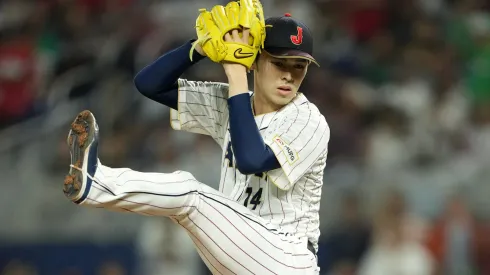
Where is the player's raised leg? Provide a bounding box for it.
[63,111,318,274]
[63,110,202,217]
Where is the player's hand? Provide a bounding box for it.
[222,28,250,77]
[223,28,250,97]
[192,41,206,57]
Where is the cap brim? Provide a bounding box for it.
[265,48,320,67]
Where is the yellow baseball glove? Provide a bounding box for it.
[189,0,266,69]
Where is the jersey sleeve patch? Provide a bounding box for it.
[272,135,299,165]
[264,103,330,189]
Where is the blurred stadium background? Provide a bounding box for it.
[1,0,490,274]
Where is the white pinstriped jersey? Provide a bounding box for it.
[170,79,330,252]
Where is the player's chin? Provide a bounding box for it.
[274,89,296,103]
[272,96,294,107]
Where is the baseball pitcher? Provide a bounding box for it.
[63,1,329,274]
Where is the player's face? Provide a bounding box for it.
[253,53,309,107]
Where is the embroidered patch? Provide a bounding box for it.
[273,136,299,165]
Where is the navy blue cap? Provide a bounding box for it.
[264,13,319,66]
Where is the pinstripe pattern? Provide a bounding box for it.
[80,163,317,274]
[85,79,329,274]
[218,92,329,254]
[170,79,230,147]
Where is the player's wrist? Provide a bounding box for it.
[192,41,206,57]
[226,67,248,97]
[224,63,247,78]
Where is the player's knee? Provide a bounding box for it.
[168,171,202,218]
[175,171,197,183]
[174,170,201,193]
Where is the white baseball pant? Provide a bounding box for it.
[77,161,319,275]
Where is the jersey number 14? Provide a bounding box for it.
[244,187,263,210]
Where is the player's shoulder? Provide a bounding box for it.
[284,93,329,126]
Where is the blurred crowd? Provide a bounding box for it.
[1,0,490,274]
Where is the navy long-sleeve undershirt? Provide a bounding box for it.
[133,40,281,175]
[133,40,205,110]
[228,94,281,174]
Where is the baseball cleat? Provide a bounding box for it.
[63,110,99,204]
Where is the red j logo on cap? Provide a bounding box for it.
[290,26,303,45]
